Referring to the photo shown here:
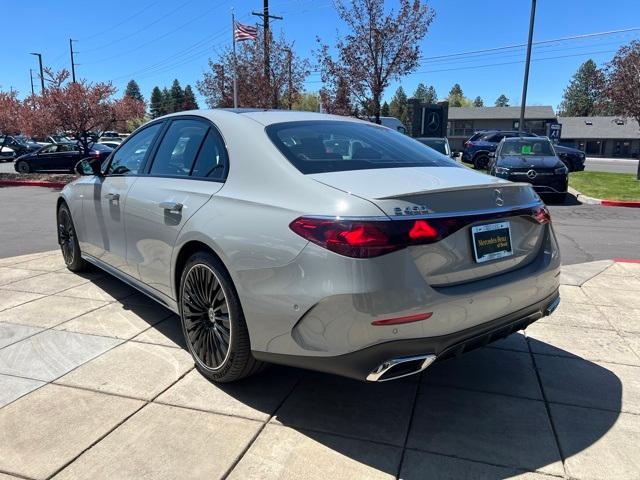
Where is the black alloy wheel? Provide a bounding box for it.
[57,203,86,272]
[182,264,232,369]
[179,251,265,383]
[16,160,30,173]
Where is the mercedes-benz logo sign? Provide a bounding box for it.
[493,189,504,207]
[527,169,537,179]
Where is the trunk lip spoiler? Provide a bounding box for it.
[302,200,545,222]
[375,181,531,200]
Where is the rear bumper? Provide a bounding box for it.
[253,289,559,381]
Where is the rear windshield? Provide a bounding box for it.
[266,121,458,174]
[501,138,554,156]
[417,138,448,155]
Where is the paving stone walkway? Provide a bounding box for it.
[0,251,639,479]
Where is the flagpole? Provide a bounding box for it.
[232,9,238,108]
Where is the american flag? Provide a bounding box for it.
[234,22,258,41]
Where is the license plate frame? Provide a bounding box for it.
[471,221,513,263]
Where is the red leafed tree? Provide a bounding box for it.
[316,0,434,123]
[0,90,22,135]
[197,29,309,109]
[39,69,145,152]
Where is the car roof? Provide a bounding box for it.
[161,109,369,127]
[502,136,549,141]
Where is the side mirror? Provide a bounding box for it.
[75,158,102,176]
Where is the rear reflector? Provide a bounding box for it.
[371,312,433,326]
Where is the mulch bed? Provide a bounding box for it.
[0,172,76,188]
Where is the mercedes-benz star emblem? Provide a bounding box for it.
[527,170,537,179]
[493,189,504,207]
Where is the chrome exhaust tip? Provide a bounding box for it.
[366,354,437,382]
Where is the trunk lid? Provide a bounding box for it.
[310,166,545,286]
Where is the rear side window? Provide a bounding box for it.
[107,123,162,176]
[266,121,458,174]
[190,129,228,180]
[150,119,208,177]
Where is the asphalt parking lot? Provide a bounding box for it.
[1,185,638,266]
[0,250,639,479]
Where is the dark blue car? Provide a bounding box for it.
[14,143,112,173]
[462,130,585,171]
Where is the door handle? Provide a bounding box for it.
[159,201,183,213]
[104,193,120,201]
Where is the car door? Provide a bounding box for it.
[32,144,59,171]
[124,117,228,297]
[80,122,164,274]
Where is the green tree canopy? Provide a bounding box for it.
[182,85,199,110]
[124,80,144,102]
[473,96,484,107]
[413,83,438,104]
[381,101,390,116]
[389,86,409,127]
[494,94,510,107]
[149,86,164,118]
[293,92,320,112]
[447,83,471,107]
[558,59,608,116]
[169,79,184,113]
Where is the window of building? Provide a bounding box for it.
[449,120,474,137]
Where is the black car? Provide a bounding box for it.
[462,130,586,171]
[14,143,112,173]
[0,135,41,157]
[488,136,569,202]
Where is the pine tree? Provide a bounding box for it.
[161,87,171,113]
[182,85,199,110]
[381,101,390,116]
[412,83,437,104]
[389,86,409,127]
[447,84,469,107]
[124,80,144,102]
[494,94,510,107]
[169,79,184,113]
[149,86,164,118]
[558,59,607,116]
[473,96,484,107]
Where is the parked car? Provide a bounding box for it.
[31,134,74,146]
[98,136,122,143]
[97,141,122,149]
[415,137,452,157]
[0,135,41,157]
[0,145,15,162]
[462,130,586,171]
[14,143,112,173]
[488,136,569,202]
[369,116,407,134]
[58,110,560,383]
[553,144,585,172]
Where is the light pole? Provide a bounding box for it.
[518,0,536,135]
[30,52,45,94]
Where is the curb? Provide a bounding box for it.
[568,186,640,208]
[0,180,67,189]
[613,258,640,263]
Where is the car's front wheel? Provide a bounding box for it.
[179,251,265,383]
[473,154,489,170]
[57,203,87,272]
[16,160,30,174]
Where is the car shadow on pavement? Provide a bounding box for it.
[542,192,581,206]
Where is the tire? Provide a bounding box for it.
[179,251,265,383]
[57,203,87,272]
[16,160,30,174]
[473,154,488,170]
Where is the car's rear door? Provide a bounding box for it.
[123,117,228,297]
[80,122,164,274]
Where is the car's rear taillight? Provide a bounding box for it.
[533,205,551,224]
[289,217,446,258]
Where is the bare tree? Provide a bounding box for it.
[316,0,434,123]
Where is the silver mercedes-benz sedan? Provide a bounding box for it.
[58,110,561,383]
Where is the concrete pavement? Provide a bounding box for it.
[0,250,639,479]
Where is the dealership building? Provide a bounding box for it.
[445,106,640,159]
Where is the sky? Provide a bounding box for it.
[2,0,639,110]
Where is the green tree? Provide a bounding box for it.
[292,92,320,112]
[182,85,199,110]
[161,87,171,113]
[558,59,608,116]
[413,83,437,104]
[124,80,144,102]
[389,86,409,126]
[494,94,510,107]
[381,101,390,116]
[169,79,184,113]
[447,83,471,107]
[149,86,164,118]
[473,96,484,107]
